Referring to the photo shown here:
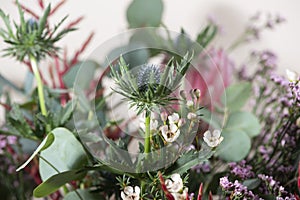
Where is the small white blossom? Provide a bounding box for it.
[160,124,180,143]
[186,100,194,108]
[187,112,197,120]
[121,186,140,200]
[165,174,183,193]
[168,113,180,124]
[203,129,224,147]
[172,188,189,200]
[161,112,168,122]
[165,174,188,200]
[286,69,299,82]
[177,118,185,127]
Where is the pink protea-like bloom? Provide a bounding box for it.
[186,48,235,108]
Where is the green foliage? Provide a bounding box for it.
[0,3,74,61]
[216,130,251,161]
[166,148,213,175]
[39,128,88,181]
[221,82,252,111]
[107,43,150,71]
[196,24,218,48]
[16,133,54,171]
[127,0,163,28]
[199,108,222,129]
[33,169,86,198]
[0,74,23,94]
[225,111,261,137]
[63,60,99,89]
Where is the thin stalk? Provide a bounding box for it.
[140,111,151,194]
[144,111,151,154]
[30,55,50,132]
[30,55,47,116]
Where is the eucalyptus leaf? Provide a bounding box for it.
[0,73,23,93]
[16,133,54,171]
[225,111,261,137]
[127,0,163,28]
[166,148,213,175]
[198,108,221,129]
[24,71,34,94]
[221,82,252,111]
[63,60,98,89]
[33,170,86,198]
[216,130,251,161]
[39,128,88,181]
[107,43,149,70]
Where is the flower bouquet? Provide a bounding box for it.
[0,0,299,199]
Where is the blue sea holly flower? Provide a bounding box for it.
[110,53,193,114]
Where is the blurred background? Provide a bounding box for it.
[0,0,299,88]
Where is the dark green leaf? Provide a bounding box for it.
[33,170,86,198]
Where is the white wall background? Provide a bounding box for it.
[1,0,300,88]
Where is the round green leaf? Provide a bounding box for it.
[217,130,251,161]
[63,60,98,89]
[225,111,261,137]
[221,82,252,111]
[126,0,163,28]
[39,128,87,181]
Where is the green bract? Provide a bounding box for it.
[0,2,74,61]
[110,53,193,114]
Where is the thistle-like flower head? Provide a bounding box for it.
[110,53,193,114]
[0,2,74,61]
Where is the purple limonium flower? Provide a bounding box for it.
[229,160,255,180]
[220,177,258,199]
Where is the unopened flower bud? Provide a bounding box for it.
[286,69,299,82]
[186,100,194,108]
[178,118,186,127]
[187,112,197,120]
[180,90,187,99]
[193,89,201,99]
[296,117,300,127]
[161,112,168,122]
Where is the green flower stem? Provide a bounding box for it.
[144,111,151,154]
[30,55,47,116]
[140,111,151,194]
[30,55,50,132]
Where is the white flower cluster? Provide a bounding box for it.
[160,113,185,143]
[165,173,188,200]
[121,186,140,200]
